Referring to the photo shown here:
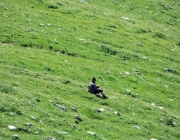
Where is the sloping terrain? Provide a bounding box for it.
[0,0,180,139]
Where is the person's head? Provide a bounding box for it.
[92,77,96,83]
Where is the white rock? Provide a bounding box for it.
[151,103,156,106]
[35,132,39,135]
[49,100,53,103]
[31,115,36,120]
[87,131,96,136]
[108,108,113,111]
[78,38,86,41]
[40,120,44,124]
[133,125,140,129]
[125,72,131,75]
[13,134,19,138]
[8,125,16,130]
[121,17,130,21]
[98,108,104,112]
[113,111,120,115]
[150,138,157,140]
[159,106,164,110]
[57,131,68,134]
[126,89,131,93]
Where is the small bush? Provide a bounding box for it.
[48,5,58,9]
[154,32,166,39]
[0,84,16,94]
[100,45,118,55]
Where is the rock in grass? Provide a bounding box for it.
[97,108,104,112]
[55,103,67,112]
[151,103,156,106]
[72,107,78,112]
[25,123,33,127]
[56,131,69,134]
[45,137,56,140]
[13,134,19,139]
[121,16,130,21]
[158,106,164,110]
[8,125,16,130]
[40,23,44,26]
[87,131,96,136]
[108,108,113,111]
[133,125,141,129]
[30,115,36,120]
[75,115,82,121]
[113,111,120,116]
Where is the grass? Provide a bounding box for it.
[0,0,180,139]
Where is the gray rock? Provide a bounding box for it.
[13,134,19,139]
[75,115,82,121]
[55,104,67,112]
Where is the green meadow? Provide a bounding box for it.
[0,0,180,139]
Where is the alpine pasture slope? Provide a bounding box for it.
[0,0,180,139]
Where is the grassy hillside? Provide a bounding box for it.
[0,0,180,139]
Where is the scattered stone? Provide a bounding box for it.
[78,38,86,41]
[72,125,76,129]
[125,72,131,75]
[57,131,68,134]
[40,23,44,26]
[10,112,15,116]
[38,127,44,131]
[151,103,156,106]
[150,138,157,140]
[108,108,113,111]
[35,132,38,135]
[36,98,41,102]
[169,99,174,102]
[166,119,177,127]
[13,134,19,139]
[55,103,67,112]
[113,111,120,116]
[30,115,36,120]
[72,107,78,112]
[158,106,164,110]
[133,125,141,129]
[121,16,130,21]
[75,115,82,121]
[132,113,135,116]
[131,94,138,98]
[58,28,62,30]
[87,131,96,136]
[8,125,16,130]
[25,123,33,127]
[45,137,56,140]
[126,89,131,94]
[164,68,178,74]
[97,108,104,112]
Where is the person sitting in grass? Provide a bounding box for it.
[88,77,108,99]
